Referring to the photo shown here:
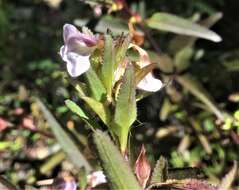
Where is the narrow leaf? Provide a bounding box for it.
[40,151,66,174]
[101,34,115,99]
[150,156,168,184]
[0,176,19,190]
[149,179,217,190]
[82,96,111,126]
[135,63,156,85]
[114,65,136,152]
[115,35,130,69]
[85,68,106,101]
[174,46,193,72]
[176,74,224,120]
[159,98,172,121]
[93,130,141,190]
[218,161,237,190]
[36,98,92,173]
[65,99,89,120]
[172,179,217,190]
[169,12,223,53]
[146,12,221,42]
[167,167,205,180]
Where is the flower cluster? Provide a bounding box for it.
[60,24,162,92]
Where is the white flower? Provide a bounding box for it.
[130,44,163,92]
[87,171,106,188]
[59,24,98,77]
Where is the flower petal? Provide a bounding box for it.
[60,46,67,61]
[87,171,106,188]
[65,52,90,77]
[67,37,94,55]
[129,44,163,92]
[137,73,163,92]
[63,24,78,43]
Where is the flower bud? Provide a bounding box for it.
[134,145,151,188]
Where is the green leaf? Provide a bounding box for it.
[153,53,174,74]
[115,35,130,69]
[0,176,19,190]
[101,34,115,99]
[95,16,128,35]
[176,74,224,120]
[40,151,66,174]
[149,179,217,190]
[150,156,168,184]
[159,98,172,121]
[36,98,92,173]
[218,161,237,190]
[222,59,239,72]
[81,96,111,126]
[169,12,223,53]
[93,130,141,190]
[167,168,205,180]
[146,12,221,42]
[85,68,106,101]
[114,65,136,152]
[65,99,89,120]
[174,46,193,72]
[78,168,88,190]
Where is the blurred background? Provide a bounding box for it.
[0,0,239,189]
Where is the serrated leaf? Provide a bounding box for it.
[93,130,141,190]
[82,96,111,126]
[150,156,168,184]
[36,98,92,173]
[218,161,237,190]
[146,12,221,42]
[176,74,224,120]
[101,34,115,99]
[114,65,136,152]
[65,99,89,120]
[85,68,106,101]
[115,35,130,69]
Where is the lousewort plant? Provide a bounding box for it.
[57,21,237,189]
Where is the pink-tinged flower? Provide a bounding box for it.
[130,44,163,92]
[87,171,106,188]
[60,24,98,77]
[134,145,151,188]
